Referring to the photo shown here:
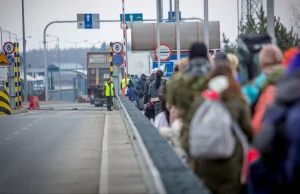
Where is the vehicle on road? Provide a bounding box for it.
[87,52,113,106]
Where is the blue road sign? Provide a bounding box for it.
[6,55,14,65]
[120,13,143,22]
[84,14,93,29]
[169,53,188,61]
[168,11,182,21]
[112,55,124,66]
[152,61,174,78]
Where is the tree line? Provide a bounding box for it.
[223,6,300,53]
[25,42,132,69]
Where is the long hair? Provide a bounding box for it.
[209,64,247,103]
[155,70,164,89]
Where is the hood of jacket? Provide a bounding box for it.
[140,74,147,82]
[262,65,285,91]
[184,57,212,77]
[275,70,300,104]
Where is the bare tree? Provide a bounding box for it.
[291,0,300,34]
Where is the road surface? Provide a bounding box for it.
[0,105,146,194]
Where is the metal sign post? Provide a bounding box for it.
[156,0,162,67]
[204,0,210,50]
[175,0,181,63]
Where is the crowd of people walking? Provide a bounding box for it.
[125,33,300,194]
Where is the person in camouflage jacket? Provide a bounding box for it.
[164,42,212,154]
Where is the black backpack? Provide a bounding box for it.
[237,33,275,85]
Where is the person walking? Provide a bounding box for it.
[188,64,253,194]
[149,70,166,117]
[165,42,213,153]
[125,82,138,106]
[104,79,115,111]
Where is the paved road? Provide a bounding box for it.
[23,102,104,111]
[0,110,105,193]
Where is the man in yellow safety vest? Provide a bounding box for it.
[120,75,131,90]
[104,79,115,111]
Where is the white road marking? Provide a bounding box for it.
[14,132,20,135]
[99,114,109,194]
[34,121,38,123]
[5,137,11,140]
[29,124,32,126]
[22,128,27,130]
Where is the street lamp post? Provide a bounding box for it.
[47,34,61,100]
[0,27,3,51]
[21,0,27,102]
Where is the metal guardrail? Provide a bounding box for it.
[117,96,210,194]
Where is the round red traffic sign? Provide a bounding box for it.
[3,42,15,54]
[112,42,123,54]
[154,44,172,61]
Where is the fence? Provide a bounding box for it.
[48,89,77,102]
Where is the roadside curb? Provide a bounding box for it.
[12,109,28,115]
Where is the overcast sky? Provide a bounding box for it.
[0,0,295,51]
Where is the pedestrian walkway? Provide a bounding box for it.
[99,111,147,194]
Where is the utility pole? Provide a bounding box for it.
[204,0,209,50]
[0,27,3,52]
[57,38,62,100]
[175,0,180,63]
[156,0,162,67]
[267,0,275,37]
[22,0,27,102]
[169,0,173,22]
[237,0,240,36]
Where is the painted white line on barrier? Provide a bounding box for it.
[99,114,109,194]
[5,137,11,140]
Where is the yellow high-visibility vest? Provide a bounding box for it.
[105,82,114,97]
[121,78,131,89]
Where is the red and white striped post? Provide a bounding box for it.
[122,0,127,96]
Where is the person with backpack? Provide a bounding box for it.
[242,44,284,112]
[149,70,166,117]
[125,80,138,106]
[250,52,300,194]
[135,84,144,111]
[188,63,253,194]
[164,42,212,153]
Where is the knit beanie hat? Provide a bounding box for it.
[287,52,300,75]
[189,42,208,60]
[259,44,283,68]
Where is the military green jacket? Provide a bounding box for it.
[164,72,209,152]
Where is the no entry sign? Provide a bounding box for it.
[155,44,172,61]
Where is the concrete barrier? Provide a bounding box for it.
[117,96,210,194]
[0,91,12,115]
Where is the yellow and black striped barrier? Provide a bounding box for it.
[14,42,22,109]
[109,42,114,109]
[0,91,12,115]
[109,42,114,82]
